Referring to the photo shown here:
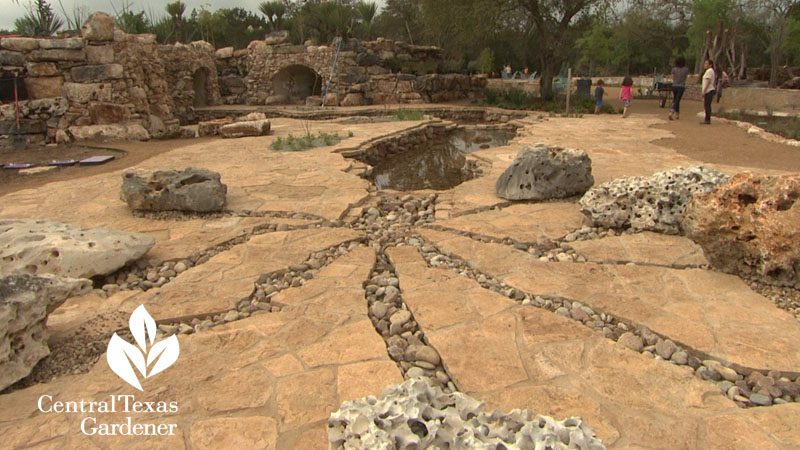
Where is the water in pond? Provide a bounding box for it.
[371,128,514,191]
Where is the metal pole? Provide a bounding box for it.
[566,67,572,115]
[322,37,343,107]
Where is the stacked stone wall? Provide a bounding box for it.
[160,41,221,124]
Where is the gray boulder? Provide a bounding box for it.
[0,275,91,390]
[121,168,227,212]
[0,219,155,278]
[579,166,729,234]
[495,144,594,201]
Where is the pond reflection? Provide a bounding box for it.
[370,128,514,191]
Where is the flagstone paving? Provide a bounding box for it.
[569,232,709,268]
[386,245,800,449]
[420,228,800,371]
[0,248,401,450]
[3,109,800,449]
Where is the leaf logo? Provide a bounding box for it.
[106,305,180,391]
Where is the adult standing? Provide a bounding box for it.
[701,59,716,125]
[669,56,690,120]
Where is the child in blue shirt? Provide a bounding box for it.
[594,80,605,115]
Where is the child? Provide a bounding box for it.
[620,76,633,118]
[594,80,605,114]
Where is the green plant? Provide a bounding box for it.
[270,130,352,151]
[14,0,64,36]
[392,109,425,121]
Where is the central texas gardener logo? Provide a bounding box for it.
[107,305,180,391]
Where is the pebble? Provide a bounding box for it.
[749,393,773,406]
[617,332,643,352]
[717,366,739,382]
[174,261,188,273]
[223,310,240,322]
[655,339,676,360]
[389,310,411,327]
[371,302,389,319]
[670,351,689,365]
[406,367,426,379]
[415,346,441,366]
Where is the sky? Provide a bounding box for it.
[1,0,387,32]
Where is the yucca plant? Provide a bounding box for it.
[258,1,287,32]
[14,0,64,37]
[165,0,185,43]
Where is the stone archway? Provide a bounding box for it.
[192,68,209,107]
[272,65,323,103]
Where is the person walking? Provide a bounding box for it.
[701,59,716,125]
[620,76,633,118]
[669,56,689,120]
[594,80,605,114]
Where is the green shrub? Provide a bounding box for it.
[392,109,425,121]
[270,130,352,151]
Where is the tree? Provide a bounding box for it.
[513,0,611,98]
[749,0,800,86]
[165,0,186,43]
[14,0,64,36]
[378,0,421,44]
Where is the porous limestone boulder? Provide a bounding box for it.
[0,275,92,390]
[66,123,149,141]
[121,168,227,212]
[579,166,729,234]
[219,119,271,138]
[682,172,800,287]
[329,377,605,449]
[495,144,594,201]
[0,219,154,278]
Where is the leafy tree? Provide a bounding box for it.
[14,0,64,36]
[512,0,610,98]
[376,0,421,44]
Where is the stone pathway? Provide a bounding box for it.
[2,109,800,449]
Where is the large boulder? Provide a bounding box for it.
[82,12,115,42]
[579,166,729,234]
[219,119,271,138]
[0,275,91,390]
[495,144,594,201]
[121,168,227,212]
[681,172,800,287]
[0,219,154,278]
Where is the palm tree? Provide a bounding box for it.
[165,0,186,43]
[258,1,287,32]
[356,1,377,39]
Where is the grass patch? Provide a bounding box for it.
[270,130,353,151]
[392,109,425,121]
[480,88,617,115]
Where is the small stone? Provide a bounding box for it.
[670,351,689,365]
[405,367,426,379]
[717,381,734,393]
[617,332,643,352]
[655,339,676,360]
[414,346,441,366]
[749,393,773,406]
[223,310,240,322]
[389,310,412,327]
[717,366,740,382]
[174,261,188,273]
[570,308,590,322]
[370,302,389,319]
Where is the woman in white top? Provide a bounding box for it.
[701,59,716,125]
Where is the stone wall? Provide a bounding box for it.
[719,87,800,115]
[215,47,248,105]
[160,41,221,124]
[244,33,484,106]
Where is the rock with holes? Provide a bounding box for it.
[579,166,729,234]
[0,274,91,390]
[681,172,800,287]
[329,377,605,449]
[219,119,271,138]
[495,144,594,201]
[121,168,227,212]
[0,219,154,278]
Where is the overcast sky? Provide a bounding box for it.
[2,0,386,32]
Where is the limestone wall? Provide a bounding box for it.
[244,34,484,106]
[719,87,800,115]
[160,41,221,124]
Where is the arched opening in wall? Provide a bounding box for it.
[272,65,323,103]
[192,68,209,107]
